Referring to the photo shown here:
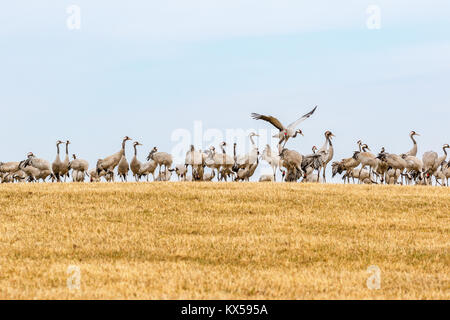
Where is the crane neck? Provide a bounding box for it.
[407,134,418,156]
[134,144,138,156]
[320,135,329,151]
[65,143,69,155]
[122,139,128,152]
[249,135,256,147]
[56,144,60,155]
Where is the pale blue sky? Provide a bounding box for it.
[1,1,449,180]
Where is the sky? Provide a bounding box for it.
[1,1,449,181]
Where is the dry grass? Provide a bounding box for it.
[0,182,448,300]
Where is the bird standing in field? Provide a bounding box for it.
[130,141,143,181]
[60,140,71,182]
[316,130,335,183]
[353,144,378,183]
[118,154,130,182]
[96,136,132,176]
[52,140,64,182]
[251,106,317,153]
[20,152,55,182]
[147,147,173,177]
[69,154,89,182]
[422,144,449,185]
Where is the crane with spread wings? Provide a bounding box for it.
[251,106,317,152]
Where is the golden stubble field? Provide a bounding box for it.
[0,182,448,300]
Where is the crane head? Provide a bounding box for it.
[279,148,288,157]
[376,153,386,161]
[410,131,420,137]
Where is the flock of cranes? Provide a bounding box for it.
[1,107,449,186]
[332,132,450,186]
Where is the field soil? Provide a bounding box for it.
[0,182,448,299]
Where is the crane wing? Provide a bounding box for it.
[251,113,285,131]
[286,105,317,130]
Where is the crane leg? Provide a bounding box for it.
[278,138,285,154]
[358,166,364,183]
